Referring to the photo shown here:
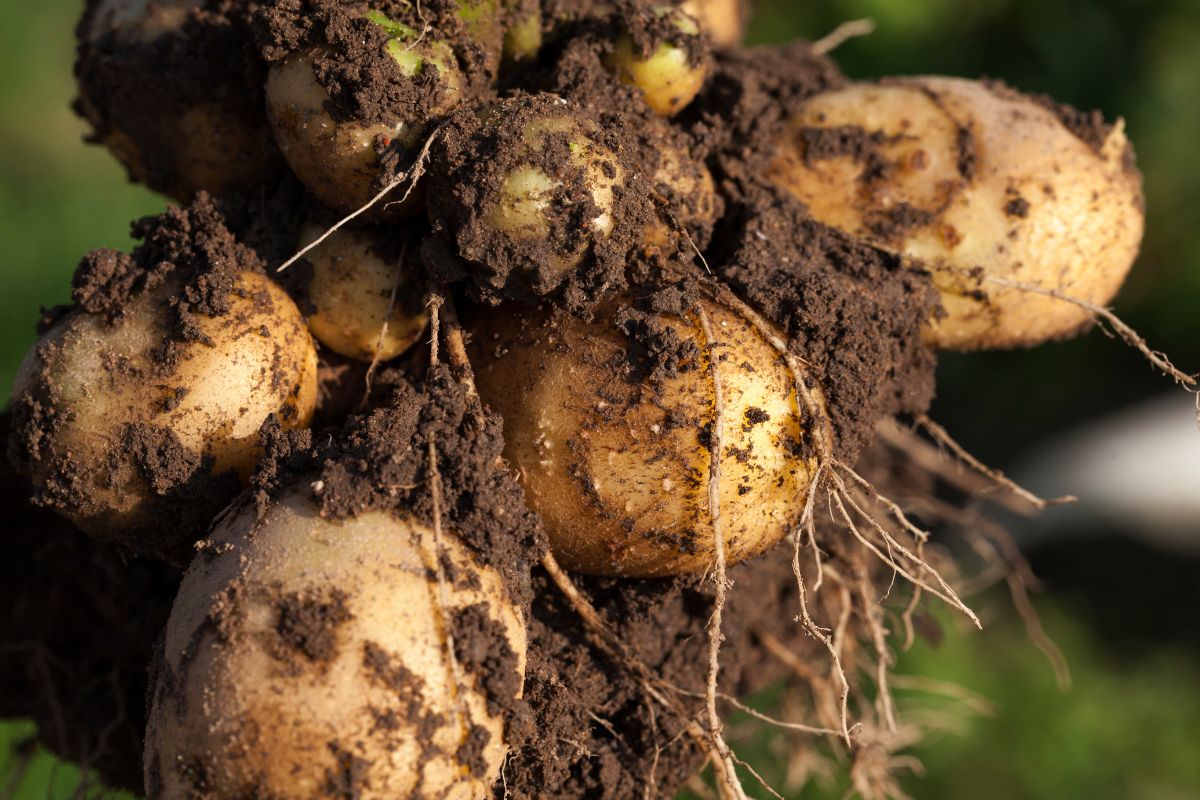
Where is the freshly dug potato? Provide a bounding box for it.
[298,223,429,363]
[502,0,542,62]
[680,0,743,48]
[265,12,464,215]
[639,116,720,250]
[472,296,825,576]
[77,0,283,200]
[767,77,1145,350]
[144,486,526,800]
[427,95,630,301]
[604,6,710,117]
[10,271,317,554]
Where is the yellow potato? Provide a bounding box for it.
[144,486,526,800]
[768,77,1145,350]
[299,223,429,363]
[472,297,825,577]
[11,271,318,543]
[681,0,743,47]
[640,116,719,249]
[266,33,462,216]
[78,0,282,200]
[604,6,709,117]
[482,107,623,284]
[502,0,542,62]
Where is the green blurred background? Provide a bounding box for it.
[2,0,1199,797]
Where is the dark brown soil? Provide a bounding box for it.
[715,187,939,461]
[0,411,180,795]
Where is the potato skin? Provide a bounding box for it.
[472,297,823,577]
[143,487,526,800]
[604,7,709,117]
[768,77,1145,350]
[10,271,318,551]
[299,224,429,363]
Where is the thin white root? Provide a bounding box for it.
[695,305,746,800]
[812,18,877,55]
[362,244,410,406]
[276,122,445,273]
[981,274,1197,390]
[915,415,1076,510]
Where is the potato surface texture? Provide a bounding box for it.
[769,77,1144,350]
[300,224,429,362]
[144,487,526,799]
[473,297,823,576]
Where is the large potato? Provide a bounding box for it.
[472,297,825,577]
[144,486,526,800]
[10,271,317,553]
[299,223,429,363]
[77,0,282,200]
[768,77,1144,350]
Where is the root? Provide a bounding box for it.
[362,242,410,406]
[812,18,877,55]
[276,122,445,274]
[539,552,750,800]
[915,415,1076,510]
[854,565,897,733]
[695,304,743,800]
[980,274,1197,392]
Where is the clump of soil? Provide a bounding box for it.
[716,186,939,460]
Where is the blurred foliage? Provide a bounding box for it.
[2,0,1199,798]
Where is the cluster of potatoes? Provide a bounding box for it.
[9,0,1146,796]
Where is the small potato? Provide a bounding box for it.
[604,6,710,117]
[299,223,429,363]
[502,0,542,63]
[10,271,318,556]
[639,116,719,250]
[472,297,825,577]
[77,0,283,200]
[768,77,1145,350]
[265,16,463,215]
[680,0,743,48]
[428,96,627,300]
[144,486,526,800]
[485,115,620,273]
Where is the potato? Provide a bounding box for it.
[265,15,464,215]
[472,297,825,577]
[680,0,743,48]
[502,0,542,63]
[10,271,318,551]
[429,96,627,299]
[144,486,526,800]
[299,223,429,363]
[77,0,283,200]
[604,6,710,117]
[767,77,1145,350]
[640,116,719,250]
